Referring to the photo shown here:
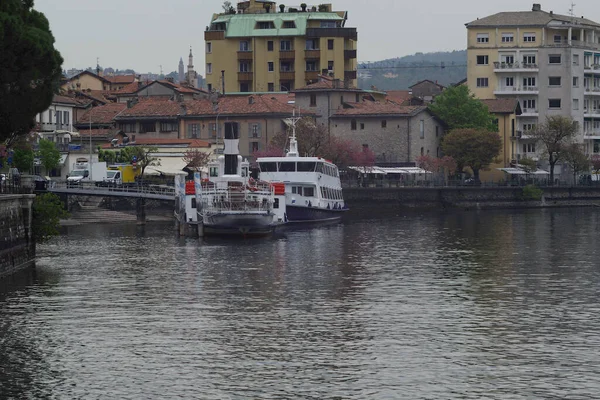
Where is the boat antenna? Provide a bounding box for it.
[287,109,301,157]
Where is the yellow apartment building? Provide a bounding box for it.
[466,3,600,170]
[204,1,357,94]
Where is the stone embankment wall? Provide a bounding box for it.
[344,187,600,210]
[0,195,35,278]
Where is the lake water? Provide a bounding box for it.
[2,208,600,399]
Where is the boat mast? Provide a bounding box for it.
[287,109,301,158]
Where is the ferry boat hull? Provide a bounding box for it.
[285,205,346,224]
[202,212,277,237]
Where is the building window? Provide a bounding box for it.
[476,33,489,43]
[523,33,536,42]
[306,61,317,71]
[139,122,155,133]
[549,54,562,64]
[523,143,536,153]
[240,82,250,92]
[381,120,387,128]
[239,41,250,51]
[207,83,212,92]
[502,55,515,64]
[549,76,561,86]
[549,99,562,109]
[206,42,212,53]
[476,77,488,87]
[268,61,274,72]
[267,41,274,51]
[239,61,251,72]
[505,77,514,87]
[360,123,365,130]
[161,121,178,132]
[328,39,334,50]
[280,61,293,72]
[310,93,317,107]
[553,35,563,44]
[250,123,261,138]
[523,123,536,132]
[501,33,514,43]
[268,83,274,92]
[280,40,292,51]
[187,123,199,138]
[419,120,425,138]
[421,147,424,156]
[120,123,135,133]
[523,55,536,65]
[476,55,489,65]
[206,63,212,74]
[351,119,357,130]
[523,99,536,111]
[257,21,276,29]
[573,77,579,87]
[573,54,579,66]
[250,142,260,153]
[282,21,295,28]
[209,123,219,138]
[573,99,579,110]
[523,77,536,88]
[306,39,319,50]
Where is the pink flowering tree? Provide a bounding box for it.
[591,155,600,174]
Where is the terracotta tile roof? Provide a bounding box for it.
[77,103,128,124]
[409,80,446,90]
[385,90,414,105]
[157,80,207,94]
[66,70,110,84]
[116,98,182,119]
[184,95,312,116]
[332,101,427,117]
[105,75,137,84]
[481,98,520,114]
[53,94,88,107]
[294,75,360,91]
[77,128,118,138]
[116,81,142,94]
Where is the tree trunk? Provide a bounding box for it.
[548,155,555,186]
[472,168,480,182]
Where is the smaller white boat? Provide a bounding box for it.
[185,122,286,237]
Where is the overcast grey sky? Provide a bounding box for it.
[35,0,599,74]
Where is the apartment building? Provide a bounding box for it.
[204,0,357,94]
[466,3,600,161]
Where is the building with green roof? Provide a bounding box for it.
[204,1,357,94]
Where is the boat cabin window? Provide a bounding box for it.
[304,187,315,197]
[259,162,277,172]
[278,162,296,172]
[297,162,317,172]
[191,198,197,209]
[274,198,279,209]
[210,167,219,177]
[316,163,324,173]
[242,167,248,177]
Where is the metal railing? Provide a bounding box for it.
[200,182,274,214]
[49,181,176,199]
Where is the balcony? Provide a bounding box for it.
[305,70,319,81]
[344,70,357,80]
[237,51,253,60]
[493,61,539,73]
[519,108,539,117]
[38,123,73,132]
[584,64,600,74]
[304,49,321,59]
[204,30,225,40]
[279,50,295,60]
[280,71,295,80]
[584,131,600,139]
[238,72,253,81]
[344,49,357,59]
[306,28,358,40]
[584,87,600,96]
[584,108,600,118]
[494,86,539,95]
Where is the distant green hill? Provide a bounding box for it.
[358,50,467,91]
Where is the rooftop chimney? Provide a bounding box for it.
[532,3,541,11]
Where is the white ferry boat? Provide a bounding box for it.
[256,115,348,224]
[185,122,286,237]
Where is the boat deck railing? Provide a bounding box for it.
[200,184,274,214]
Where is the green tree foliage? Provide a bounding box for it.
[0,0,63,145]
[13,146,34,172]
[441,128,502,181]
[522,184,543,201]
[530,116,579,185]
[32,193,69,242]
[564,143,590,185]
[428,85,496,131]
[37,138,60,173]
